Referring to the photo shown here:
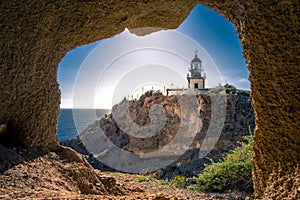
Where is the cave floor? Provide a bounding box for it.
[0,145,253,199]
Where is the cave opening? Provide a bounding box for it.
[56,1,253,180]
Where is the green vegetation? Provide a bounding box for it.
[171,175,187,188]
[224,84,237,94]
[218,84,250,95]
[159,175,187,188]
[159,179,172,186]
[138,173,186,189]
[137,172,155,182]
[139,127,254,193]
[195,132,254,192]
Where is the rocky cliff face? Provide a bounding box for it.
[62,90,255,182]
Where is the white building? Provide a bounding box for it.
[167,51,207,96]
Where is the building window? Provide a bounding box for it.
[194,83,198,89]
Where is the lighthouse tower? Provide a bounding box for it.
[187,50,206,89]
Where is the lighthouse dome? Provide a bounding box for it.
[191,54,201,63]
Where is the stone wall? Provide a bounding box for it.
[1,0,299,198]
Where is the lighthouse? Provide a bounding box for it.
[187,50,206,89]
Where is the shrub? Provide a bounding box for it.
[171,175,187,188]
[158,176,187,188]
[137,172,155,182]
[159,179,172,186]
[224,84,237,94]
[195,133,254,192]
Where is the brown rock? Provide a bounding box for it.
[0,124,6,136]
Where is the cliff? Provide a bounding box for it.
[62,89,255,181]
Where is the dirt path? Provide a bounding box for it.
[96,172,253,200]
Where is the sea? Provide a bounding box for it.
[57,109,111,142]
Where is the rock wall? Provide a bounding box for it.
[1,0,299,198]
[106,92,254,154]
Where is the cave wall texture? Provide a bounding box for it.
[0,0,299,198]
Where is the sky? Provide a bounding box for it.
[58,4,249,109]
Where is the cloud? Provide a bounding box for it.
[238,78,249,83]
